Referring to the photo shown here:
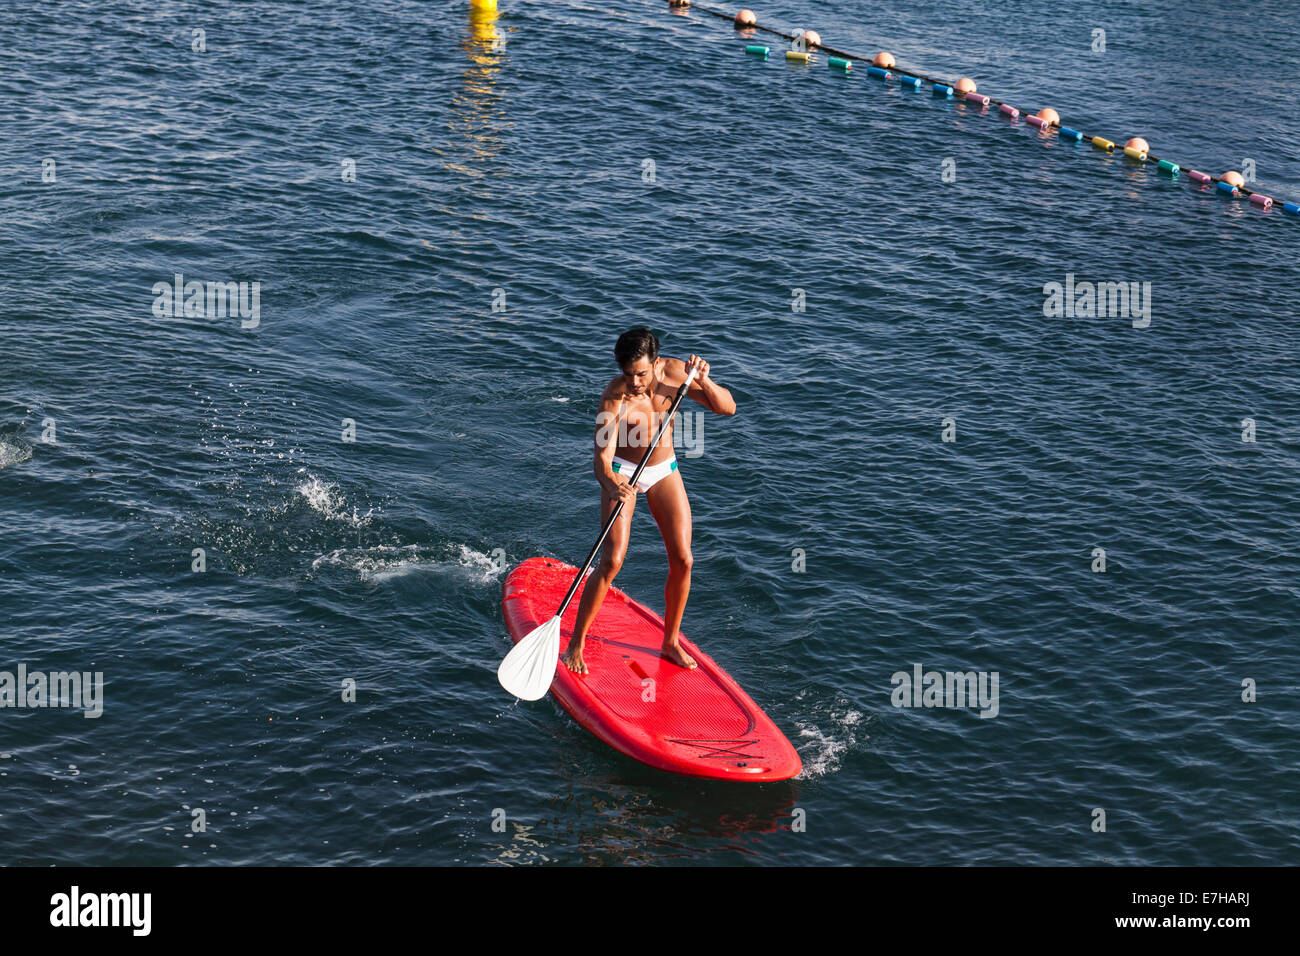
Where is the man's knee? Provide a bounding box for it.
[598,551,625,579]
[668,550,693,574]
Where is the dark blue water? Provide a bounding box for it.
[2,0,1297,865]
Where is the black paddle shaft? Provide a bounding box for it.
[554,372,697,617]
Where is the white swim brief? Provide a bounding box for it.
[611,454,679,493]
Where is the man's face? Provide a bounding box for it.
[622,356,655,396]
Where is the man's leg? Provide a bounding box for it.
[560,486,634,674]
[644,470,696,669]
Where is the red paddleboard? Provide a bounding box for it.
[502,557,802,782]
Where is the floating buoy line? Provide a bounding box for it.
[672,3,1297,218]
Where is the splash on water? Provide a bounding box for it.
[792,694,867,779]
[295,474,373,528]
[0,434,33,471]
[310,542,505,585]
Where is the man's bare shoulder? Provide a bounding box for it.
[600,376,626,406]
[660,356,688,385]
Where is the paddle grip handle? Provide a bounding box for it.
[555,367,700,617]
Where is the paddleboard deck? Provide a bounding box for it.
[502,557,802,782]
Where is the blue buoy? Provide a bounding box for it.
[1058,127,1083,142]
[866,66,890,80]
[900,75,921,89]
[932,83,954,97]
[1284,202,1300,215]
[1216,181,1239,197]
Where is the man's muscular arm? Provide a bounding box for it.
[674,355,736,416]
[594,383,636,505]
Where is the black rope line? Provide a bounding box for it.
[681,3,1294,212]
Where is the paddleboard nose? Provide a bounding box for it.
[503,556,803,781]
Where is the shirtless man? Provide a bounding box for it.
[560,327,736,675]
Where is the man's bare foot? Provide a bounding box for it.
[661,640,697,669]
[560,643,588,675]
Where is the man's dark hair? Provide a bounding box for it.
[614,327,659,369]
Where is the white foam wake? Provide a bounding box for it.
[792,694,867,778]
[0,436,33,471]
[310,543,504,585]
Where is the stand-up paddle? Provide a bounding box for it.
[497,367,699,701]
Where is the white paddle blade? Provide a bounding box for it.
[498,616,562,700]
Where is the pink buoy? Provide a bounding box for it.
[1250,194,1273,209]
[999,103,1019,118]
[964,93,990,106]
[1188,170,1211,184]
[1124,137,1150,154]
[1027,115,1047,129]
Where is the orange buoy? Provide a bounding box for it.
[1124,137,1150,154]
[955,78,977,94]
[1221,170,1246,187]
[802,29,822,48]
[873,51,895,68]
[734,8,756,25]
[1036,108,1060,125]
[669,0,690,7]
